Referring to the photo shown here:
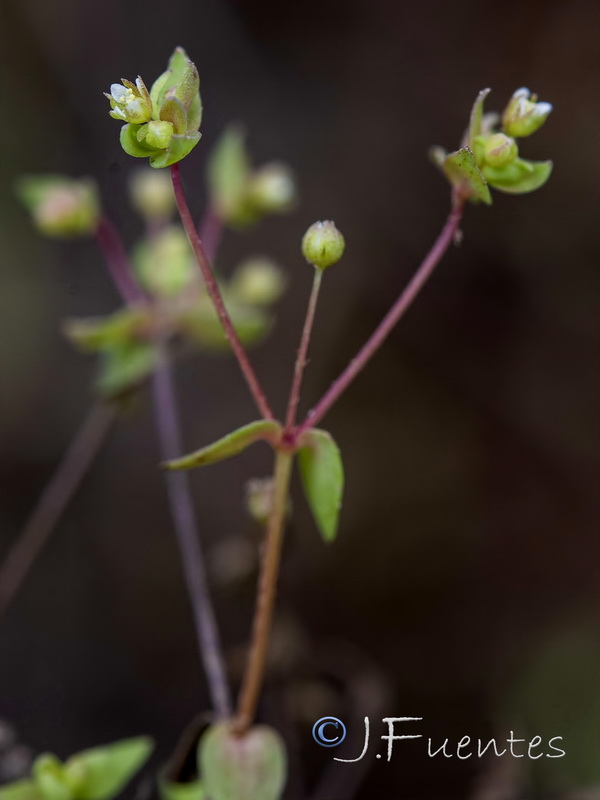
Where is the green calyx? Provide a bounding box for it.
[301,220,345,270]
[431,87,553,203]
[107,48,202,168]
[16,175,100,238]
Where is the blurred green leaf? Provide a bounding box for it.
[198,722,287,800]
[158,776,205,800]
[207,125,250,221]
[297,428,344,542]
[164,420,282,471]
[0,782,44,800]
[64,737,153,800]
[97,340,156,398]
[503,620,600,792]
[133,226,194,298]
[178,296,271,351]
[32,755,71,800]
[63,307,152,353]
[443,147,492,205]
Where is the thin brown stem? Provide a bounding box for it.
[295,196,465,438]
[233,448,294,734]
[170,163,273,420]
[284,269,323,431]
[0,404,114,619]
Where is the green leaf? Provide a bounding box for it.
[178,297,271,351]
[63,307,152,352]
[97,340,156,398]
[198,722,287,800]
[32,755,72,800]
[120,124,159,159]
[297,428,344,542]
[482,158,553,194]
[64,736,154,800]
[158,776,206,800]
[148,133,201,169]
[0,782,44,800]
[443,147,492,205]
[150,48,189,111]
[159,94,188,135]
[468,88,491,150]
[163,420,282,471]
[206,125,250,221]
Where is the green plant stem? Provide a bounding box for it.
[295,196,465,438]
[0,404,114,619]
[152,341,232,718]
[284,269,323,432]
[233,447,294,734]
[170,163,273,420]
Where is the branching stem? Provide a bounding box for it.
[295,196,465,437]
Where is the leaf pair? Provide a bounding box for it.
[0,737,153,800]
[164,421,344,542]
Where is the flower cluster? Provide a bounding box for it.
[106,48,202,168]
[432,87,553,204]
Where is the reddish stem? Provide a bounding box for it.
[96,216,145,305]
[295,197,465,437]
[284,269,323,431]
[198,207,224,264]
[171,163,273,421]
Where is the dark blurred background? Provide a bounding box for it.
[0,0,599,798]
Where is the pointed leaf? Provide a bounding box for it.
[164,420,281,470]
[483,158,553,194]
[198,722,287,800]
[0,782,44,800]
[206,125,250,220]
[443,147,492,205]
[297,428,344,542]
[64,737,154,800]
[63,307,152,352]
[468,88,491,150]
[150,47,189,111]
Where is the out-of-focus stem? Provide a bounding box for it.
[0,404,114,619]
[96,217,144,305]
[233,447,294,734]
[295,196,465,437]
[171,163,273,421]
[151,342,232,718]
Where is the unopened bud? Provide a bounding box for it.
[302,220,345,270]
[129,168,175,219]
[17,176,99,238]
[502,88,552,138]
[483,133,518,167]
[230,258,286,306]
[247,163,296,214]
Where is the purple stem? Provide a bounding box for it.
[0,404,114,619]
[94,213,231,717]
[295,198,465,437]
[152,343,232,718]
[171,163,274,421]
[95,216,144,305]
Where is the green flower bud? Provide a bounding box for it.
[128,168,175,219]
[133,225,194,297]
[482,133,518,167]
[230,258,286,305]
[105,78,152,124]
[502,88,552,138]
[301,220,345,270]
[137,120,175,150]
[246,163,296,214]
[17,175,99,238]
